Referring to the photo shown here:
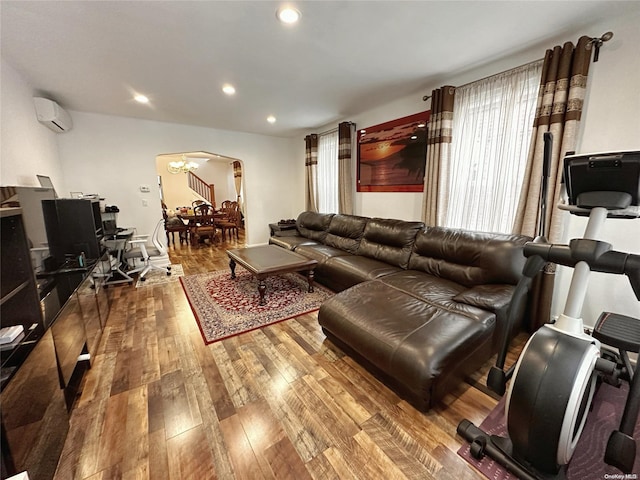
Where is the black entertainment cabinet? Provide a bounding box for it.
[1,204,111,480]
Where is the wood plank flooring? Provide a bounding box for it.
[54,231,528,479]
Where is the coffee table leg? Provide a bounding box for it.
[229,258,236,279]
[307,269,315,293]
[258,279,267,305]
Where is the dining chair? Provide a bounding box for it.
[218,202,240,240]
[220,200,233,218]
[192,203,219,245]
[163,210,189,244]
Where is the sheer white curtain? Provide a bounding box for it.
[317,130,339,214]
[445,61,542,233]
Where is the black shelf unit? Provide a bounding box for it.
[0,208,44,368]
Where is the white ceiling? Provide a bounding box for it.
[1,1,635,138]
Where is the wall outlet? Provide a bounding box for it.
[142,199,148,207]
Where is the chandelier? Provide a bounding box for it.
[167,156,199,174]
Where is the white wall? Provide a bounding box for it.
[55,111,300,246]
[196,160,236,206]
[0,58,64,187]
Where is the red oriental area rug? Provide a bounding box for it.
[180,270,333,344]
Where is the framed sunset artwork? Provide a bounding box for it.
[357,111,430,192]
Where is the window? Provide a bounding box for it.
[317,130,339,214]
[445,61,542,233]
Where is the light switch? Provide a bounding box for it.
[139,185,150,193]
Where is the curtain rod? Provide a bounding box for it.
[317,121,354,137]
[422,31,613,102]
[422,57,544,101]
[319,127,338,136]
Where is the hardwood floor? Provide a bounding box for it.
[54,231,527,479]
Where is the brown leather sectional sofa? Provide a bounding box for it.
[270,211,531,411]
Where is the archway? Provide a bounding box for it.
[156,151,243,211]
[155,151,246,238]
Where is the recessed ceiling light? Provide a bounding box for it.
[276,6,301,24]
[222,84,236,95]
[267,115,277,124]
[134,94,149,104]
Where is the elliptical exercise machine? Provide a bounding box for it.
[458,143,640,480]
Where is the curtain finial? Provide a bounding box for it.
[591,31,613,62]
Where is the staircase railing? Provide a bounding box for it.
[0,186,17,205]
[188,171,216,207]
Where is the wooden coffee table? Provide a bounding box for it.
[226,245,318,305]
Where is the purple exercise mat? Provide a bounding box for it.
[458,382,639,479]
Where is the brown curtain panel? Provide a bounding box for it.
[305,134,319,212]
[422,86,455,226]
[232,161,243,213]
[513,36,593,330]
[338,122,354,214]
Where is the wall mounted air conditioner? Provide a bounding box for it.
[34,97,73,133]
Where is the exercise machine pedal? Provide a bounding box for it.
[457,420,549,480]
[593,312,640,354]
[593,311,640,473]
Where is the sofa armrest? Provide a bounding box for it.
[272,229,300,237]
[452,284,515,311]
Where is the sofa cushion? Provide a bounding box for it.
[296,211,334,243]
[452,284,516,312]
[320,255,403,292]
[269,235,320,251]
[324,214,369,254]
[378,271,499,324]
[318,279,495,409]
[408,227,530,287]
[378,270,465,303]
[357,218,424,268]
[294,244,351,265]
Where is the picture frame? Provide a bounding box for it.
[357,111,430,192]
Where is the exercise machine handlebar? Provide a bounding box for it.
[488,238,640,396]
[523,242,640,300]
[488,252,548,395]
